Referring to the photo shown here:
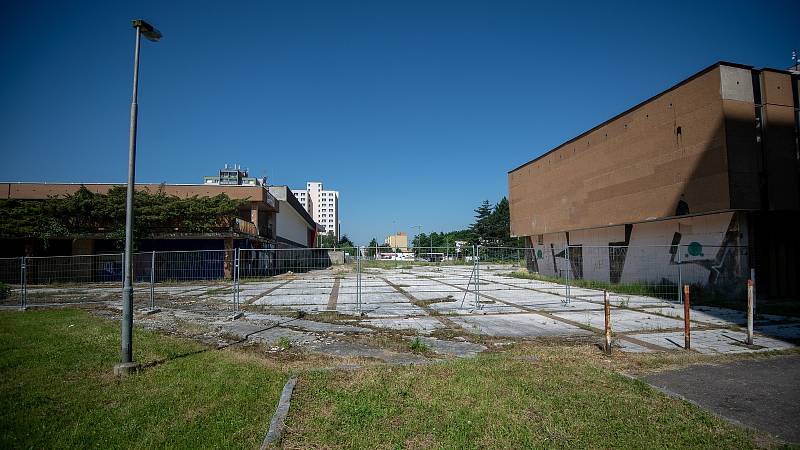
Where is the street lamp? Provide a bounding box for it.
[115,19,161,376]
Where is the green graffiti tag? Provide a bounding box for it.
[687,241,704,257]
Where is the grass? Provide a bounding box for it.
[409,337,430,353]
[284,345,766,449]
[276,336,292,350]
[0,309,288,449]
[0,309,785,449]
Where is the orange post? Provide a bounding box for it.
[683,284,691,350]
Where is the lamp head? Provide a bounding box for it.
[132,19,162,42]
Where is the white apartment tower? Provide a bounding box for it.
[292,182,340,238]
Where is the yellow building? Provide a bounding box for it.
[385,232,408,251]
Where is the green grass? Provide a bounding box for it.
[285,349,762,449]
[275,336,292,350]
[408,337,430,353]
[0,309,287,449]
[0,309,777,449]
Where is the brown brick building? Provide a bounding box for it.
[508,62,799,298]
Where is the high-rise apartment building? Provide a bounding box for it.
[292,181,340,238]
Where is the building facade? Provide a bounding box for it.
[0,182,279,261]
[292,181,340,238]
[385,232,408,251]
[508,62,799,299]
[267,185,318,247]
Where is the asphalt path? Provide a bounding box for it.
[644,355,800,443]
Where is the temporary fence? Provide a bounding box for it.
[0,244,752,314]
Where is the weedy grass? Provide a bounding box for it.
[0,309,287,449]
[0,309,783,449]
[409,337,430,353]
[283,345,770,449]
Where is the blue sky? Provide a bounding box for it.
[0,0,797,244]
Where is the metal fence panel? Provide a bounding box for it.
[0,245,754,311]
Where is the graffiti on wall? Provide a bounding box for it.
[525,212,748,289]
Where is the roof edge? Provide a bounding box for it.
[507,61,754,174]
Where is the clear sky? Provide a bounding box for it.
[1,0,797,244]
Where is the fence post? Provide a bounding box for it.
[750,268,756,318]
[149,250,155,309]
[604,290,612,355]
[564,244,570,303]
[20,256,27,310]
[683,284,691,350]
[475,245,481,310]
[234,248,240,313]
[677,245,682,304]
[746,278,754,345]
[357,247,362,314]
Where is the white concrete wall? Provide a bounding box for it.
[526,212,747,287]
[276,201,312,247]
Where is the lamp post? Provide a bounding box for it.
[115,19,161,376]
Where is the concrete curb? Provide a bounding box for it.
[261,375,298,449]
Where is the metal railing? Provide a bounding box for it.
[0,244,752,313]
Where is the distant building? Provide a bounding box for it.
[203,164,264,186]
[267,186,318,247]
[508,61,800,298]
[292,181,340,238]
[385,232,408,251]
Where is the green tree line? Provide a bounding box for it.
[0,185,246,248]
[363,197,521,251]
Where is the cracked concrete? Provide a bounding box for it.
[18,263,800,356]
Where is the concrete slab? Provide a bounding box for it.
[307,341,430,365]
[362,317,445,334]
[409,337,487,358]
[554,309,684,333]
[450,313,593,338]
[429,300,524,315]
[253,294,329,306]
[756,323,800,343]
[242,313,372,333]
[633,329,796,354]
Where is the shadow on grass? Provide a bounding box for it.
[140,316,301,370]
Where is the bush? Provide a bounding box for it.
[0,282,9,300]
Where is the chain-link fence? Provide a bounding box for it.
[0,244,753,312]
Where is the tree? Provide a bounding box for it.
[317,233,337,248]
[470,199,494,243]
[367,238,378,256]
[0,185,245,250]
[337,234,355,248]
[487,197,514,246]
